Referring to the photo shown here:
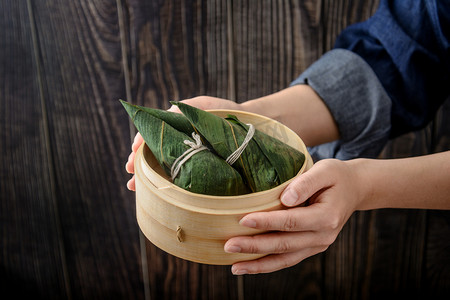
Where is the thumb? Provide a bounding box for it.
[280,160,334,207]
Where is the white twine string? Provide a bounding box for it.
[171,133,208,180]
[226,124,255,165]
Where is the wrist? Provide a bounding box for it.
[345,159,380,211]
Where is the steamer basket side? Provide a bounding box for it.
[133,109,313,265]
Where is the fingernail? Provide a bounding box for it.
[232,266,247,275]
[239,218,256,228]
[224,245,241,253]
[281,188,298,206]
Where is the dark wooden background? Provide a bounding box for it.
[1,0,449,299]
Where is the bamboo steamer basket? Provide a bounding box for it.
[134,110,313,265]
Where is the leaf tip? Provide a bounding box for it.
[119,99,131,108]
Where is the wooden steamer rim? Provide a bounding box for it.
[135,109,313,265]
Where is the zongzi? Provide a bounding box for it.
[121,100,305,196]
[172,101,305,193]
[121,100,249,196]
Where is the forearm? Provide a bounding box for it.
[354,151,450,210]
[240,85,339,147]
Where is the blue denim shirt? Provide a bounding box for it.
[292,0,450,160]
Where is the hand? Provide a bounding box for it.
[224,159,361,275]
[125,132,144,191]
[125,96,242,191]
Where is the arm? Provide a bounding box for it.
[225,151,450,275]
[240,85,339,147]
[355,151,450,210]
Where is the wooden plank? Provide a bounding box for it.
[425,210,450,298]
[321,0,380,51]
[359,209,427,298]
[231,0,380,102]
[320,211,377,300]
[0,1,69,298]
[433,98,450,153]
[27,0,144,298]
[232,0,320,101]
[125,0,231,109]
[423,98,450,297]
[239,256,323,300]
[123,0,239,299]
[144,245,240,300]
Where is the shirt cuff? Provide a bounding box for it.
[290,49,392,160]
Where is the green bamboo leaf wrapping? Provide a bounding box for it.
[226,115,305,183]
[119,100,194,134]
[173,101,305,192]
[121,100,249,196]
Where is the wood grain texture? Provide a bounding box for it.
[425,210,450,299]
[18,0,143,298]
[1,0,449,299]
[0,2,69,298]
[231,0,380,102]
[123,0,231,109]
[232,0,322,101]
[320,0,380,52]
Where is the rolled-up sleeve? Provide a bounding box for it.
[291,49,391,160]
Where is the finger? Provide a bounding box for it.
[225,231,328,255]
[126,152,136,174]
[281,160,336,207]
[167,105,181,113]
[132,133,144,153]
[127,176,136,191]
[239,204,331,232]
[231,247,324,275]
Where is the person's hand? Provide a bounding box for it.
[125,96,242,191]
[224,159,362,275]
[125,132,144,191]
